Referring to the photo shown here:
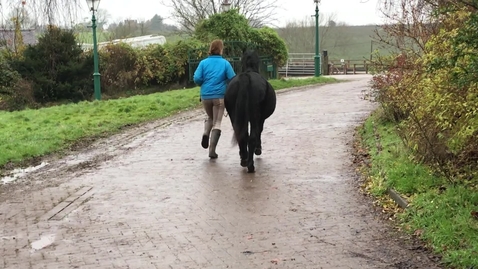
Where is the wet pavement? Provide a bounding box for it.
[0,75,441,269]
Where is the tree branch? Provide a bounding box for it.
[161,0,278,32]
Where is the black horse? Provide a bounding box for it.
[224,50,277,173]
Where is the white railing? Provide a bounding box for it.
[281,53,316,77]
[279,53,371,76]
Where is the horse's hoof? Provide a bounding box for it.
[254,147,262,156]
[240,159,247,167]
[247,165,255,173]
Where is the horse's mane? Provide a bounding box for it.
[241,49,260,73]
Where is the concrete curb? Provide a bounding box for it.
[387,188,409,209]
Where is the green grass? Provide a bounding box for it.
[358,109,478,268]
[0,76,337,169]
[76,31,114,43]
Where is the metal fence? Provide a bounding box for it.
[278,53,370,76]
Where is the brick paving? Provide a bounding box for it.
[0,75,440,269]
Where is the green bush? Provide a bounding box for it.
[250,27,288,67]
[195,9,251,42]
[0,57,21,96]
[137,44,173,86]
[370,8,478,179]
[98,43,140,94]
[98,38,206,92]
[10,26,93,103]
[194,9,288,67]
[163,38,205,80]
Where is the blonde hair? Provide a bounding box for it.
[209,39,224,55]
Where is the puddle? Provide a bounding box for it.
[1,162,49,184]
[121,131,156,149]
[31,234,56,251]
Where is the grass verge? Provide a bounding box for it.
[356,108,478,269]
[0,76,337,170]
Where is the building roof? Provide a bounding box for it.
[0,29,38,49]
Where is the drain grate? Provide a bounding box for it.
[40,186,93,221]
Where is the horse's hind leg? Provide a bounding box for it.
[247,123,258,173]
[239,136,248,167]
[255,118,265,156]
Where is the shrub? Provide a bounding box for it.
[408,9,478,170]
[137,44,171,86]
[98,43,140,94]
[195,9,251,42]
[164,38,206,81]
[10,25,93,103]
[194,9,288,67]
[369,54,417,123]
[94,38,206,94]
[1,79,36,111]
[250,27,288,67]
[0,57,21,95]
[370,8,478,179]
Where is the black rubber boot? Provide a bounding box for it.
[201,135,209,149]
[201,119,213,149]
[209,129,221,159]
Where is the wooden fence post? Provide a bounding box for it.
[321,50,329,75]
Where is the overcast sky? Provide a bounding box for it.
[77,0,385,27]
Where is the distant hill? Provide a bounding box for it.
[276,25,396,61]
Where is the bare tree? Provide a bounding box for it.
[1,0,82,28]
[5,7,36,29]
[94,9,111,30]
[160,0,279,32]
[107,18,138,39]
[137,19,148,36]
[374,0,440,55]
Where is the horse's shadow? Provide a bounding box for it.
[224,54,276,173]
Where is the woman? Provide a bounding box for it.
[193,39,236,159]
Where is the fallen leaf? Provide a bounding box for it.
[471,211,478,220]
[414,229,423,236]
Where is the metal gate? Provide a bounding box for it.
[187,41,277,82]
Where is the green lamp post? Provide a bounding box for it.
[314,0,321,77]
[86,0,101,100]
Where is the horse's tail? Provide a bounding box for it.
[233,73,251,143]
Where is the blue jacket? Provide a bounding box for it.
[193,55,236,100]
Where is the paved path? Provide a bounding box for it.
[0,75,440,269]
